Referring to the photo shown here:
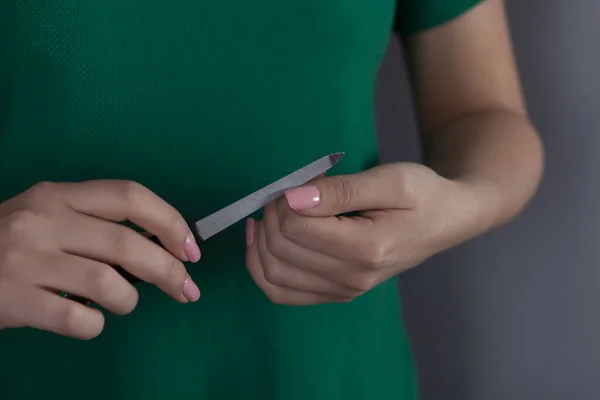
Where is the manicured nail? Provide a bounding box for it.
[184,232,201,263]
[182,274,200,302]
[246,218,256,246]
[285,186,320,210]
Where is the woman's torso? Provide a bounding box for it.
[0,1,416,399]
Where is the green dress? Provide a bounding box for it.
[0,1,481,398]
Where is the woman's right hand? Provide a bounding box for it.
[0,180,201,340]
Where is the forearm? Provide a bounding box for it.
[422,108,544,230]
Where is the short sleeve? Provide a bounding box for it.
[394,0,484,37]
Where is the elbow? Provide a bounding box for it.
[494,111,545,228]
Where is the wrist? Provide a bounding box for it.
[424,110,543,233]
[433,176,502,252]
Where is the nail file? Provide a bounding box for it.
[64,152,344,305]
[192,152,344,242]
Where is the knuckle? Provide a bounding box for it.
[123,291,139,314]
[79,316,105,340]
[117,180,145,208]
[262,264,282,286]
[30,180,55,192]
[331,177,358,210]
[28,181,56,197]
[279,214,303,239]
[85,265,118,297]
[162,256,186,287]
[351,273,378,292]
[167,210,187,235]
[116,289,139,316]
[57,304,88,338]
[109,227,136,260]
[86,264,139,315]
[264,233,285,258]
[394,166,418,203]
[24,181,60,208]
[3,210,41,240]
[358,239,389,268]
[341,274,365,293]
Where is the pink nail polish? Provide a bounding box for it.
[285,186,321,210]
[184,232,201,263]
[246,218,256,246]
[182,275,201,302]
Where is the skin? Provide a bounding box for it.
[0,181,202,339]
[0,0,543,337]
[245,0,544,305]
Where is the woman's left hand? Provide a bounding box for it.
[245,162,493,305]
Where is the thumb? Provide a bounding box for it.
[283,165,413,217]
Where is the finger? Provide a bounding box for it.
[284,163,417,217]
[15,252,139,315]
[258,214,359,297]
[276,197,394,263]
[246,220,342,306]
[262,202,365,294]
[0,282,105,340]
[58,180,200,263]
[56,213,194,303]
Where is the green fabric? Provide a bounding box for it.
[0,1,480,399]
[395,0,484,36]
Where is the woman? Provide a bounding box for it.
[0,0,542,399]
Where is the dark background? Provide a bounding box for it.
[376,1,600,399]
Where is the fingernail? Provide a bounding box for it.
[183,274,201,302]
[285,186,320,210]
[246,218,256,246]
[184,232,201,263]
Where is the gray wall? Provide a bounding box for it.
[376,1,600,399]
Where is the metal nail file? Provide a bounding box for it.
[191,152,344,242]
[64,152,344,306]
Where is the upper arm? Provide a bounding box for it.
[400,0,526,137]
